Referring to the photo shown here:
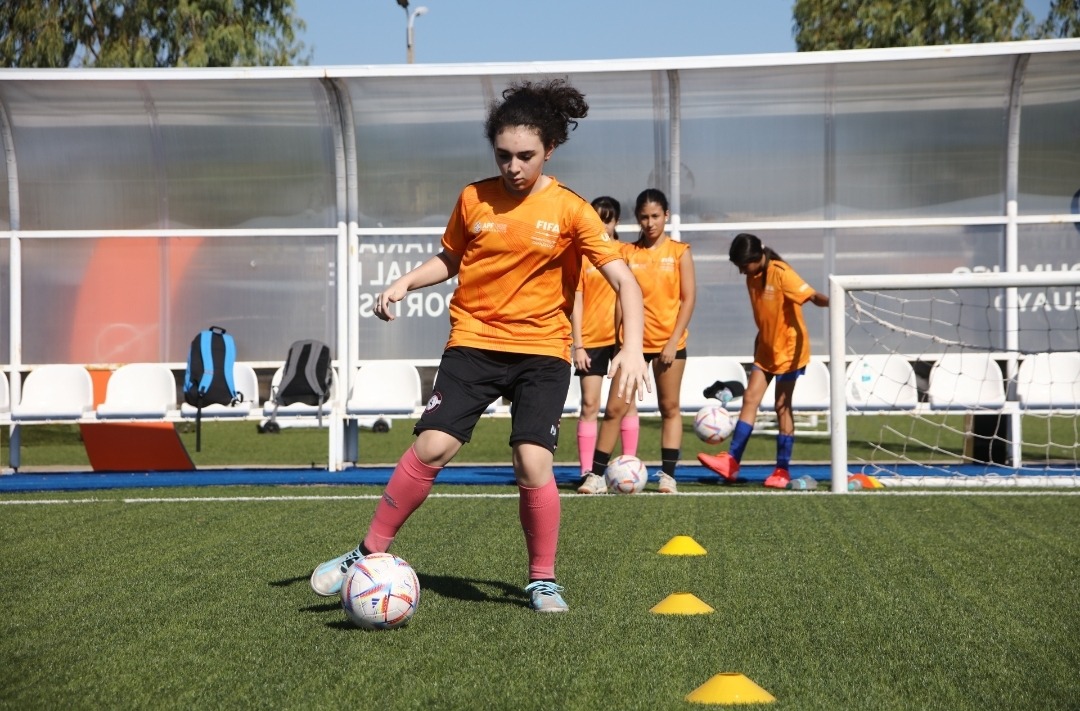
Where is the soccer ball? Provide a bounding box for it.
[340,553,420,630]
[604,454,649,494]
[694,404,735,444]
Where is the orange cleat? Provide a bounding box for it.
[764,467,791,489]
[697,452,740,482]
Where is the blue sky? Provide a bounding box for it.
[293,0,797,65]
[293,0,1055,66]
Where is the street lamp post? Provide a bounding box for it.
[405,5,428,64]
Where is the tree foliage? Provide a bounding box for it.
[0,0,309,68]
[794,0,1080,51]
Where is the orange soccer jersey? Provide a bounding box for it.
[622,238,690,352]
[747,259,816,374]
[442,177,620,362]
[577,255,617,348]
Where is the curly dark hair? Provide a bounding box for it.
[484,78,589,149]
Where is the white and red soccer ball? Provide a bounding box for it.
[340,553,420,630]
[604,454,649,494]
[694,405,735,444]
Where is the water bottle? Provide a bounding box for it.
[787,475,818,490]
[718,387,733,407]
[848,478,863,491]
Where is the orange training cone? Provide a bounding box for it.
[649,593,714,615]
[686,672,776,705]
[658,535,707,556]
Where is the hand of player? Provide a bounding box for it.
[609,350,651,404]
[374,282,409,322]
[659,341,678,366]
[573,348,591,371]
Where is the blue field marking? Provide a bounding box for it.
[0,464,770,492]
[0,462,1075,493]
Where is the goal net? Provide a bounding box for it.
[827,270,1080,490]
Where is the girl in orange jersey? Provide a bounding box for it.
[582,188,696,495]
[310,79,650,613]
[697,232,829,488]
[571,196,640,492]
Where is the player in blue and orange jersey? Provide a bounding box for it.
[571,196,640,489]
[582,188,696,494]
[698,232,829,488]
[310,79,651,613]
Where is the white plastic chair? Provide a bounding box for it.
[927,352,1006,410]
[11,364,95,421]
[96,363,178,419]
[180,363,259,418]
[680,356,748,412]
[845,354,919,410]
[0,371,9,416]
[346,362,423,417]
[1016,352,1080,410]
[759,358,831,411]
[0,371,10,429]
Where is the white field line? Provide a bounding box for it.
[2,490,1080,506]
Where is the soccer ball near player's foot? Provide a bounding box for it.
[340,553,420,630]
[604,454,649,494]
[694,404,735,444]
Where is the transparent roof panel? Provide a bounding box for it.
[679,64,830,222]
[1018,52,1080,215]
[0,79,339,231]
[343,71,669,227]
[829,56,1014,218]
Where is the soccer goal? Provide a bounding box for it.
[828,270,1080,491]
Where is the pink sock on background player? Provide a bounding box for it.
[363,445,441,553]
[620,415,640,457]
[576,419,597,475]
[518,478,561,580]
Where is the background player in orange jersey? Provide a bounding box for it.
[310,79,651,613]
[581,188,696,495]
[571,196,640,491]
[697,232,829,489]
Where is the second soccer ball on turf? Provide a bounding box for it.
[605,454,649,494]
[694,404,735,444]
[340,553,420,630]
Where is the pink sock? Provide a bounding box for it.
[576,420,598,475]
[620,415,640,457]
[518,478,560,580]
[363,445,440,553]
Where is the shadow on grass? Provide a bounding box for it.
[417,572,527,609]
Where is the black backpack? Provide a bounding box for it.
[263,339,332,432]
[183,326,240,451]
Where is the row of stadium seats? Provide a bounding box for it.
[1,352,1077,426]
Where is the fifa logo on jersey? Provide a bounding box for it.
[535,219,559,234]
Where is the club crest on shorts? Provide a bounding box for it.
[425,391,443,412]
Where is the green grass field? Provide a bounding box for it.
[3,413,1078,469]
[2,486,1078,710]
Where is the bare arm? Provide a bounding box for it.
[660,248,697,364]
[571,290,591,371]
[375,250,462,322]
[599,259,651,402]
[809,291,829,308]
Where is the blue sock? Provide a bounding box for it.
[776,434,794,470]
[729,420,753,462]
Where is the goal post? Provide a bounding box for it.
[828,270,1080,492]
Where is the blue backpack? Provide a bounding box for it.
[183,326,239,450]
